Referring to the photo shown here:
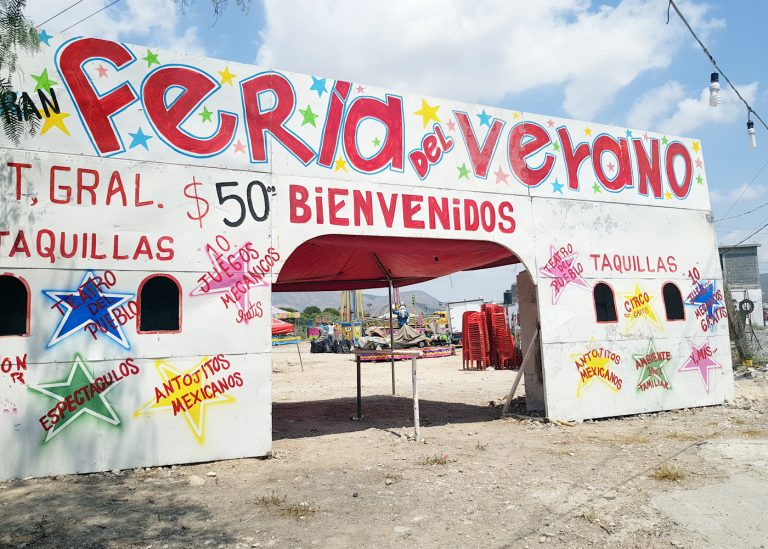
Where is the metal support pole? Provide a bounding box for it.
[296,342,303,372]
[372,252,396,396]
[352,354,363,421]
[411,356,420,441]
[388,279,396,395]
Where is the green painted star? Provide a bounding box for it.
[458,163,471,180]
[632,339,671,392]
[592,182,601,194]
[142,49,160,67]
[552,141,560,152]
[31,69,58,92]
[372,137,382,148]
[299,105,319,127]
[199,106,213,123]
[661,135,668,146]
[696,174,703,185]
[28,354,122,442]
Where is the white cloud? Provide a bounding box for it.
[710,182,768,204]
[255,0,723,120]
[24,0,204,55]
[628,79,759,136]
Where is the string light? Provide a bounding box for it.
[708,72,721,107]
[747,118,757,149]
[667,0,767,148]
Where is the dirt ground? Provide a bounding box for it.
[2,344,767,549]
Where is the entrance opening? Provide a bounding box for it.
[271,234,542,440]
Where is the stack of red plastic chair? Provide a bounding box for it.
[482,304,518,369]
[462,311,489,370]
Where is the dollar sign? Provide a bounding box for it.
[183,177,210,229]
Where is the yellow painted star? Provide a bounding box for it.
[692,140,700,153]
[621,284,663,333]
[584,126,593,137]
[135,358,235,444]
[38,109,71,136]
[512,111,520,120]
[664,191,673,200]
[218,65,236,86]
[571,341,622,397]
[334,156,348,172]
[414,98,440,129]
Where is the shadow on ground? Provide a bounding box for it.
[0,470,236,548]
[272,395,530,440]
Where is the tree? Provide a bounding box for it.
[0,0,40,144]
[322,307,340,316]
[175,0,251,17]
[302,306,321,316]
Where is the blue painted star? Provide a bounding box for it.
[551,179,564,194]
[44,272,134,349]
[128,128,153,150]
[477,109,491,127]
[625,129,633,138]
[685,279,725,330]
[38,29,53,47]
[310,76,327,97]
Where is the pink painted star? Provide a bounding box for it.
[233,140,246,154]
[190,242,269,322]
[546,119,554,128]
[356,85,365,94]
[607,161,615,173]
[679,340,721,392]
[446,119,456,132]
[695,158,703,168]
[643,132,649,141]
[494,166,509,184]
[538,245,591,304]
[95,64,108,78]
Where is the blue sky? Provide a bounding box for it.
[25,0,768,302]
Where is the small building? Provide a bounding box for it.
[719,244,763,326]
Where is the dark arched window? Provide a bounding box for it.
[138,275,181,333]
[594,282,617,322]
[663,282,685,321]
[0,274,29,336]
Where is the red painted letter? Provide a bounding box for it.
[142,66,236,156]
[241,72,315,165]
[455,112,504,179]
[508,122,555,187]
[343,95,404,173]
[57,38,138,155]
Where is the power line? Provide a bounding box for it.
[59,0,120,34]
[36,0,85,28]
[715,160,768,224]
[720,219,768,251]
[667,0,768,132]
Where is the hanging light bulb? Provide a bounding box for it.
[747,119,757,149]
[709,72,721,106]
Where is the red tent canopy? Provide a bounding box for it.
[271,317,295,335]
[273,235,519,292]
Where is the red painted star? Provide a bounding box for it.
[494,166,509,184]
[95,64,108,78]
[356,85,365,94]
[546,119,554,128]
[233,140,246,154]
[446,119,456,132]
[607,161,615,173]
